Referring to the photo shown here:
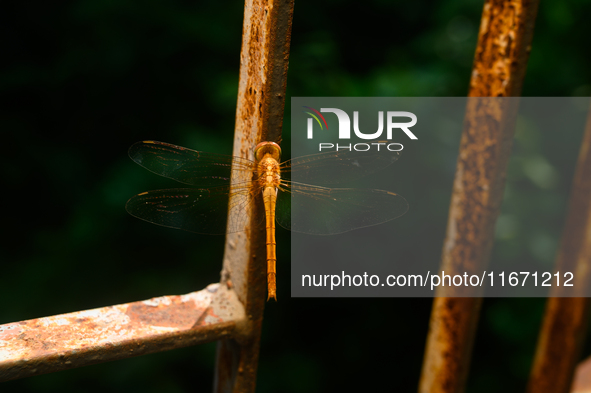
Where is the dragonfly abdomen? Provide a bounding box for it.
[263,186,278,301]
[254,142,282,301]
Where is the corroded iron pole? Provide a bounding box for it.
[526,103,591,393]
[214,0,294,392]
[418,0,540,392]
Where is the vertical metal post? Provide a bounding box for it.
[418,0,540,392]
[526,104,591,393]
[213,0,294,392]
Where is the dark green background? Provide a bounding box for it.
[2,0,590,391]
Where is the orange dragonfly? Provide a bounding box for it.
[126,140,408,300]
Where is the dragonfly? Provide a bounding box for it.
[126,140,408,301]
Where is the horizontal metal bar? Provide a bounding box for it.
[0,283,245,382]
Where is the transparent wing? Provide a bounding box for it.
[275,181,408,235]
[127,141,407,236]
[281,149,400,185]
[125,184,259,235]
[129,140,256,186]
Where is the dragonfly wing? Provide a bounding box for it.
[126,185,256,235]
[276,182,408,235]
[281,149,400,185]
[129,141,256,186]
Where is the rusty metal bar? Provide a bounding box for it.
[418,0,540,392]
[0,284,245,382]
[526,102,591,393]
[214,0,294,391]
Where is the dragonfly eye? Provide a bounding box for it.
[254,141,281,162]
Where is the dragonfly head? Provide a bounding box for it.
[254,141,281,163]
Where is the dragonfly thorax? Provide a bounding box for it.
[254,141,282,190]
[257,155,281,189]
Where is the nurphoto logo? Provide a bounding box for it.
[303,106,418,151]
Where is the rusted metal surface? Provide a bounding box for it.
[468,0,539,97]
[0,283,244,382]
[215,0,293,391]
[419,0,540,392]
[526,104,591,393]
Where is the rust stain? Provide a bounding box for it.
[420,0,540,392]
[469,0,538,97]
[126,296,207,328]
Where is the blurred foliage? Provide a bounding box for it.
[1,0,590,392]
